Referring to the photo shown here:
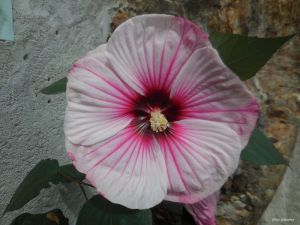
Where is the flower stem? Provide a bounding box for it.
[80,181,95,188]
[78,183,88,201]
[58,171,94,200]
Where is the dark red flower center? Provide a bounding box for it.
[129,88,183,134]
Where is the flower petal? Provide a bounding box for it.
[106,14,210,94]
[170,47,259,147]
[65,47,137,145]
[159,119,241,203]
[86,44,107,57]
[184,191,220,225]
[66,125,168,209]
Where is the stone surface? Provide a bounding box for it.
[0,0,116,224]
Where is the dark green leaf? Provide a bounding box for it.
[40,77,67,95]
[209,33,294,80]
[4,159,60,214]
[152,201,183,225]
[181,208,196,225]
[161,201,183,216]
[10,209,69,225]
[241,128,288,165]
[58,164,85,182]
[76,195,152,225]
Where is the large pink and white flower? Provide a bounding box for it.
[64,14,259,209]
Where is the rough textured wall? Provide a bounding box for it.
[0,0,117,224]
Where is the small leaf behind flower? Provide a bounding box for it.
[10,209,69,225]
[40,77,67,95]
[58,164,85,182]
[241,128,288,165]
[152,201,183,225]
[181,208,196,225]
[210,33,294,80]
[76,195,152,225]
[4,159,60,214]
[3,160,86,215]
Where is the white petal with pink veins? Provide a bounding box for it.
[65,51,137,145]
[185,191,220,225]
[170,47,259,147]
[66,126,168,209]
[106,14,210,94]
[159,119,241,203]
[86,44,107,57]
[64,14,260,210]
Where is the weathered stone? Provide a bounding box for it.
[216,202,236,217]
[230,196,239,203]
[239,194,247,203]
[236,209,251,218]
[246,192,263,208]
[264,189,275,201]
[111,10,129,32]
[217,217,232,225]
[233,200,247,209]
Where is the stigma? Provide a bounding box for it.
[149,109,170,132]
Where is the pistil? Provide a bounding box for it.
[149,109,169,132]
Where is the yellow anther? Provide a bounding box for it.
[149,110,169,132]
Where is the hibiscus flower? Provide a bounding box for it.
[64,14,259,210]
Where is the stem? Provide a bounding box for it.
[79,183,88,201]
[58,171,77,182]
[58,171,95,188]
[81,181,95,188]
[58,171,95,200]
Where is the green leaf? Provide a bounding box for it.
[10,209,69,225]
[161,201,183,218]
[241,128,288,165]
[76,195,152,225]
[3,160,89,215]
[40,78,67,95]
[152,201,183,225]
[58,164,85,182]
[4,159,60,214]
[181,208,196,225]
[209,33,294,80]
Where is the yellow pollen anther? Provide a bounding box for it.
[149,110,169,132]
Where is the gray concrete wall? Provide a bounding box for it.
[0,0,117,224]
